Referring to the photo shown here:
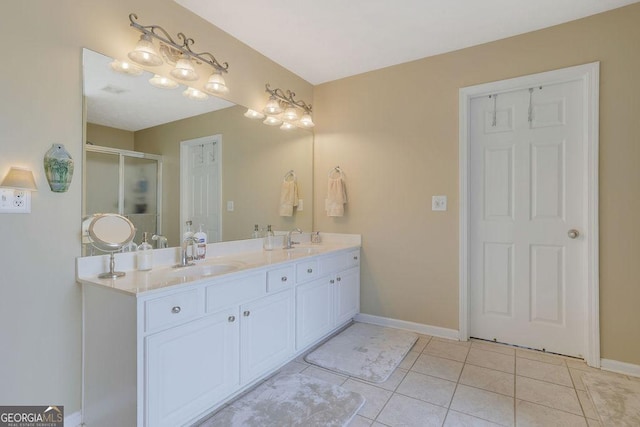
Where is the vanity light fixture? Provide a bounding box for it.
[250,84,314,130]
[149,74,179,89]
[127,12,229,90]
[109,59,143,76]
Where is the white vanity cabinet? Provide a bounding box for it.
[296,249,360,351]
[80,243,360,427]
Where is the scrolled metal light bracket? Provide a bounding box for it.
[265,83,312,114]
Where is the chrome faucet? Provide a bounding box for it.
[174,236,198,268]
[284,228,303,249]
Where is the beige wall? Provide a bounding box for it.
[135,105,313,246]
[0,0,311,413]
[86,123,134,150]
[313,3,640,365]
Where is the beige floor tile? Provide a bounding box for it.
[359,368,408,392]
[516,376,582,415]
[398,351,420,370]
[376,394,448,427]
[515,399,588,427]
[576,390,598,419]
[443,410,503,426]
[411,335,431,353]
[301,365,348,385]
[450,384,514,426]
[411,354,464,382]
[516,348,566,366]
[570,366,630,391]
[516,357,573,387]
[424,339,470,362]
[459,364,515,397]
[586,418,602,426]
[277,360,310,375]
[565,358,591,371]
[570,368,589,391]
[470,339,516,356]
[341,378,393,420]
[432,337,472,347]
[396,370,457,407]
[466,348,515,374]
[347,415,373,427]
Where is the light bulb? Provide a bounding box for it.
[204,72,227,94]
[149,74,179,89]
[128,34,163,66]
[182,87,208,101]
[109,59,143,76]
[299,113,315,128]
[263,116,282,126]
[263,96,282,115]
[170,57,198,81]
[244,109,265,119]
[283,106,299,122]
[280,121,296,130]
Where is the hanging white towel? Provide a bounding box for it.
[279,179,299,216]
[325,176,347,217]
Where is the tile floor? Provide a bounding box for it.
[274,333,638,426]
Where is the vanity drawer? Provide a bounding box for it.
[267,266,294,293]
[296,260,318,283]
[320,249,360,275]
[145,289,203,332]
[206,272,266,313]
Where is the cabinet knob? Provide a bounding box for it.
[171,306,181,314]
[228,315,235,322]
[330,279,335,284]
[307,268,313,274]
[336,276,342,282]
[354,256,358,260]
[281,276,288,282]
[243,310,250,317]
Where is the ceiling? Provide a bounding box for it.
[177,0,638,84]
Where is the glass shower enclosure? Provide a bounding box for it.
[84,145,162,252]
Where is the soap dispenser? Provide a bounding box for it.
[252,224,261,239]
[137,232,153,271]
[263,225,275,251]
[194,224,207,260]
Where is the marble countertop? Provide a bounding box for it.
[76,233,361,296]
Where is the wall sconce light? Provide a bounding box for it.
[113,13,230,98]
[0,167,37,214]
[246,84,314,130]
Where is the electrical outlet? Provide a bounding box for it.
[0,189,31,213]
[432,195,447,211]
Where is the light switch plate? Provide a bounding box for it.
[0,189,31,213]
[226,201,234,212]
[432,195,447,211]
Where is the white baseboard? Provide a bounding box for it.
[65,410,82,426]
[601,358,640,378]
[354,313,459,340]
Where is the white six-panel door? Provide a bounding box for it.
[469,80,586,357]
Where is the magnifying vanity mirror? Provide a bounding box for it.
[88,213,136,278]
[82,48,313,252]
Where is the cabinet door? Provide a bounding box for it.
[334,267,360,326]
[296,277,334,351]
[146,311,239,427]
[240,290,295,383]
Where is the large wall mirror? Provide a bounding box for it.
[82,48,313,250]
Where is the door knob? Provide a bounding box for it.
[568,229,580,239]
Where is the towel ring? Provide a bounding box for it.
[328,166,344,179]
[284,170,297,182]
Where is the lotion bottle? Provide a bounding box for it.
[194,224,207,260]
[137,232,153,271]
[263,225,275,251]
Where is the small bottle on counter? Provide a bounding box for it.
[263,225,275,251]
[194,224,207,260]
[137,232,153,271]
[183,220,194,259]
[252,224,261,239]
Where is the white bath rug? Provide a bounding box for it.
[305,322,418,383]
[583,374,640,426]
[198,373,365,427]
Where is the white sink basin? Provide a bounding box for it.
[170,263,238,278]
[285,246,320,256]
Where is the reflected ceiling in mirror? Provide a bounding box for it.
[83,49,234,131]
